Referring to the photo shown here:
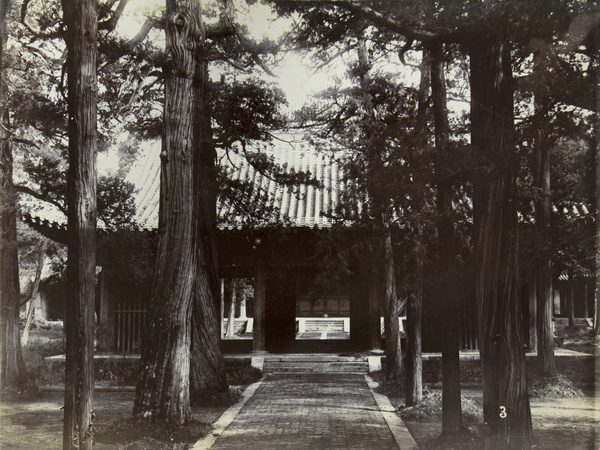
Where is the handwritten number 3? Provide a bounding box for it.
[499,406,507,419]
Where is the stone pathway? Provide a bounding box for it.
[192,373,418,450]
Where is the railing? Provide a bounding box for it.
[115,302,147,353]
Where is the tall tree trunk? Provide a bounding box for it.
[190,262,227,395]
[470,39,533,449]
[61,0,98,447]
[189,42,227,397]
[430,42,464,433]
[356,40,402,379]
[595,289,600,336]
[534,125,555,375]
[594,13,600,339]
[406,46,430,406]
[381,216,402,380]
[134,0,204,424]
[405,246,423,405]
[0,0,28,392]
[22,239,48,347]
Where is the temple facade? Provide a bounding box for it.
[22,133,594,355]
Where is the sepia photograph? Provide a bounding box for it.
[0,0,598,449]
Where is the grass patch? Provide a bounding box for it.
[370,370,405,398]
[96,359,141,387]
[225,359,262,386]
[399,388,482,425]
[421,430,483,450]
[558,326,598,354]
[22,336,263,391]
[191,386,243,407]
[22,339,66,388]
[529,373,584,398]
[95,417,212,449]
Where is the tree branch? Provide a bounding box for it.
[16,185,67,215]
[20,0,64,42]
[98,0,130,33]
[338,1,459,44]
[206,7,278,77]
[99,18,157,71]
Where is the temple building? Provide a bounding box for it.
[22,133,594,355]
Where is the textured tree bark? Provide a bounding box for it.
[381,217,403,380]
[189,44,227,398]
[534,127,555,375]
[595,289,600,336]
[190,263,227,396]
[61,0,98,447]
[405,265,423,406]
[430,42,464,432]
[596,120,600,337]
[596,78,600,337]
[134,0,203,424]
[470,39,533,449]
[0,0,28,392]
[406,46,429,407]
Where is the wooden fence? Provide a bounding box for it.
[115,302,147,353]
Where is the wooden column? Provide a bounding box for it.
[253,259,266,352]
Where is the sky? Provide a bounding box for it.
[98,0,338,173]
[118,0,337,100]
[99,0,465,174]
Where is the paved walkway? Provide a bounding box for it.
[192,373,418,450]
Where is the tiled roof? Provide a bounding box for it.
[126,132,344,231]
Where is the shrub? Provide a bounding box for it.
[22,338,66,388]
[529,373,584,398]
[96,359,141,386]
[399,387,482,425]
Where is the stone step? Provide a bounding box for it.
[262,358,368,374]
[266,355,364,363]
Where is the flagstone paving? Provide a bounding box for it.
[192,373,418,450]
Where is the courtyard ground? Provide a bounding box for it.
[0,323,597,449]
